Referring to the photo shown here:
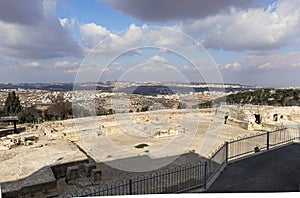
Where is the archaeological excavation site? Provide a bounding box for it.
[0,105,300,197]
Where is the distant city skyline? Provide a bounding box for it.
[0,0,300,87]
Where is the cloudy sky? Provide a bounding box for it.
[0,0,300,87]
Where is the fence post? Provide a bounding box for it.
[225,141,229,163]
[267,131,270,150]
[129,179,133,195]
[204,161,207,189]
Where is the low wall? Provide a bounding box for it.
[3,181,57,198]
[51,159,89,179]
[227,118,248,130]
[1,159,89,198]
[1,166,56,198]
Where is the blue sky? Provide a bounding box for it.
[0,0,300,87]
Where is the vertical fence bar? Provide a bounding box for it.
[225,142,229,163]
[267,131,270,150]
[204,161,207,189]
[129,179,133,195]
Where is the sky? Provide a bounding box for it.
[0,0,300,87]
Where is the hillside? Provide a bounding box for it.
[195,89,300,107]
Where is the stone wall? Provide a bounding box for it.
[227,118,248,130]
[221,105,300,131]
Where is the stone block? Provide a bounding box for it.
[65,166,79,183]
[91,169,102,184]
[83,163,96,177]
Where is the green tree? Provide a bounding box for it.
[18,106,41,123]
[46,94,72,120]
[5,91,22,116]
[43,109,55,121]
[0,106,5,117]
[140,106,149,112]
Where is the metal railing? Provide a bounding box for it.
[63,162,207,197]
[63,127,299,197]
[228,127,299,160]
[207,142,227,183]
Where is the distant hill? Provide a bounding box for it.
[0,83,113,91]
[195,89,300,108]
[0,82,265,94]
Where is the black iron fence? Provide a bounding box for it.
[63,162,207,197]
[207,142,227,183]
[228,127,299,160]
[63,127,299,197]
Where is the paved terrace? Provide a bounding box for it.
[207,142,300,192]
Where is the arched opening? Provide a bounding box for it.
[273,114,278,121]
[224,115,228,124]
[254,114,261,124]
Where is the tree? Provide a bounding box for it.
[5,91,22,116]
[140,106,149,112]
[0,106,5,117]
[46,94,72,120]
[43,108,55,121]
[18,106,41,123]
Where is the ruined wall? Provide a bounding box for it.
[221,105,300,131]
[226,118,248,130]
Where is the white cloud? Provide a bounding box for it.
[258,62,272,69]
[79,23,191,57]
[181,0,300,51]
[219,51,300,86]
[149,55,167,63]
[221,51,300,71]
[53,60,81,74]
[64,68,79,74]
[122,49,143,57]
[218,62,241,70]
[0,1,83,59]
[24,61,41,68]
[59,18,76,34]
[291,62,300,68]
[54,61,79,68]
[79,23,111,49]
[80,23,151,54]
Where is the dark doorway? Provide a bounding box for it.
[273,114,278,122]
[254,114,261,124]
[224,115,228,124]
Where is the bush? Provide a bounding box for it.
[140,106,149,112]
[18,106,41,123]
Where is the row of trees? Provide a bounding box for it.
[195,89,300,108]
[0,91,157,124]
[0,91,73,124]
